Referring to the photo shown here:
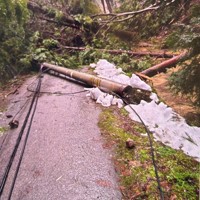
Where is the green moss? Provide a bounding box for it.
[98,107,199,199]
[134,124,146,134]
[120,108,129,117]
[0,126,8,136]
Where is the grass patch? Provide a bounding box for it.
[98,107,199,199]
[0,126,8,136]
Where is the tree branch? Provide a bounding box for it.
[92,0,179,24]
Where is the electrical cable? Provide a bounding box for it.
[7,74,42,200]
[27,86,87,96]
[10,98,30,121]
[113,93,165,200]
[0,74,42,198]
[0,71,87,198]
[0,134,8,153]
[26,71,88,96]
[0,101,30,156]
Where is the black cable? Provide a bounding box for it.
[7,75,42,200]
[113,93,164,200]
[26,71,88,96]
[27,86,87,96]
[0,134,8,153]
[11,98,30,121]
[0,71,86,198]
[0,74,42,198]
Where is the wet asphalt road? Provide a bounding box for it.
[0,74,122,200]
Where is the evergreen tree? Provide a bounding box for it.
[0,0,29,81]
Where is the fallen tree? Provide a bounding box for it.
[27,1,80,29]
[140,50,189,77]
[59,45,176,58]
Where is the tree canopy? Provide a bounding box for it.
[0,0,29,80]
[0,0,199,106]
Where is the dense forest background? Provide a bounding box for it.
[0,0,199,106]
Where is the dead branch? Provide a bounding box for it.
[135,72,152,81]
[59,45,177,58]
[37,16,80,29]
[141,50,189,77]
[92,5,158,23]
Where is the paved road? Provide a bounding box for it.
[0,74,122,200]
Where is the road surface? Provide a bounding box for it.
[0,73,122,200]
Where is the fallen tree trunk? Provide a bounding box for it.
[141,51,189,77]
[59,45,176,58]
[27,1,80,29]
[42,62,152,104]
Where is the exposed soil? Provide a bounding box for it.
[151,69,200,126]
[0,75,33,112]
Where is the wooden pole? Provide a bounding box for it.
[41,62,152,104]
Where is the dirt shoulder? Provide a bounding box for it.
[151,69,200,126]
[0,75,33,112]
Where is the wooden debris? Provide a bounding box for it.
[141,51,189,77]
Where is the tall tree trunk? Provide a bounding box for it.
[101,0,106,13]
[105,0,112,13]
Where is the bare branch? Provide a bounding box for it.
[92,0,179,24]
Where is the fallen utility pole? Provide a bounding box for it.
[41,62,151,104]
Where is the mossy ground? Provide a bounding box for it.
[0,126,8,136]
[98,107,199,200]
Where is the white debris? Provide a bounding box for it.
[85,87,123,108]
[150,92,159,102]
[90,63,96,68]
[112,97,124,108]
[130,74,152,91]
[94,60,151,91]
[86,59,200,162]
[125,101,200,160]
[94,59,123,79]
